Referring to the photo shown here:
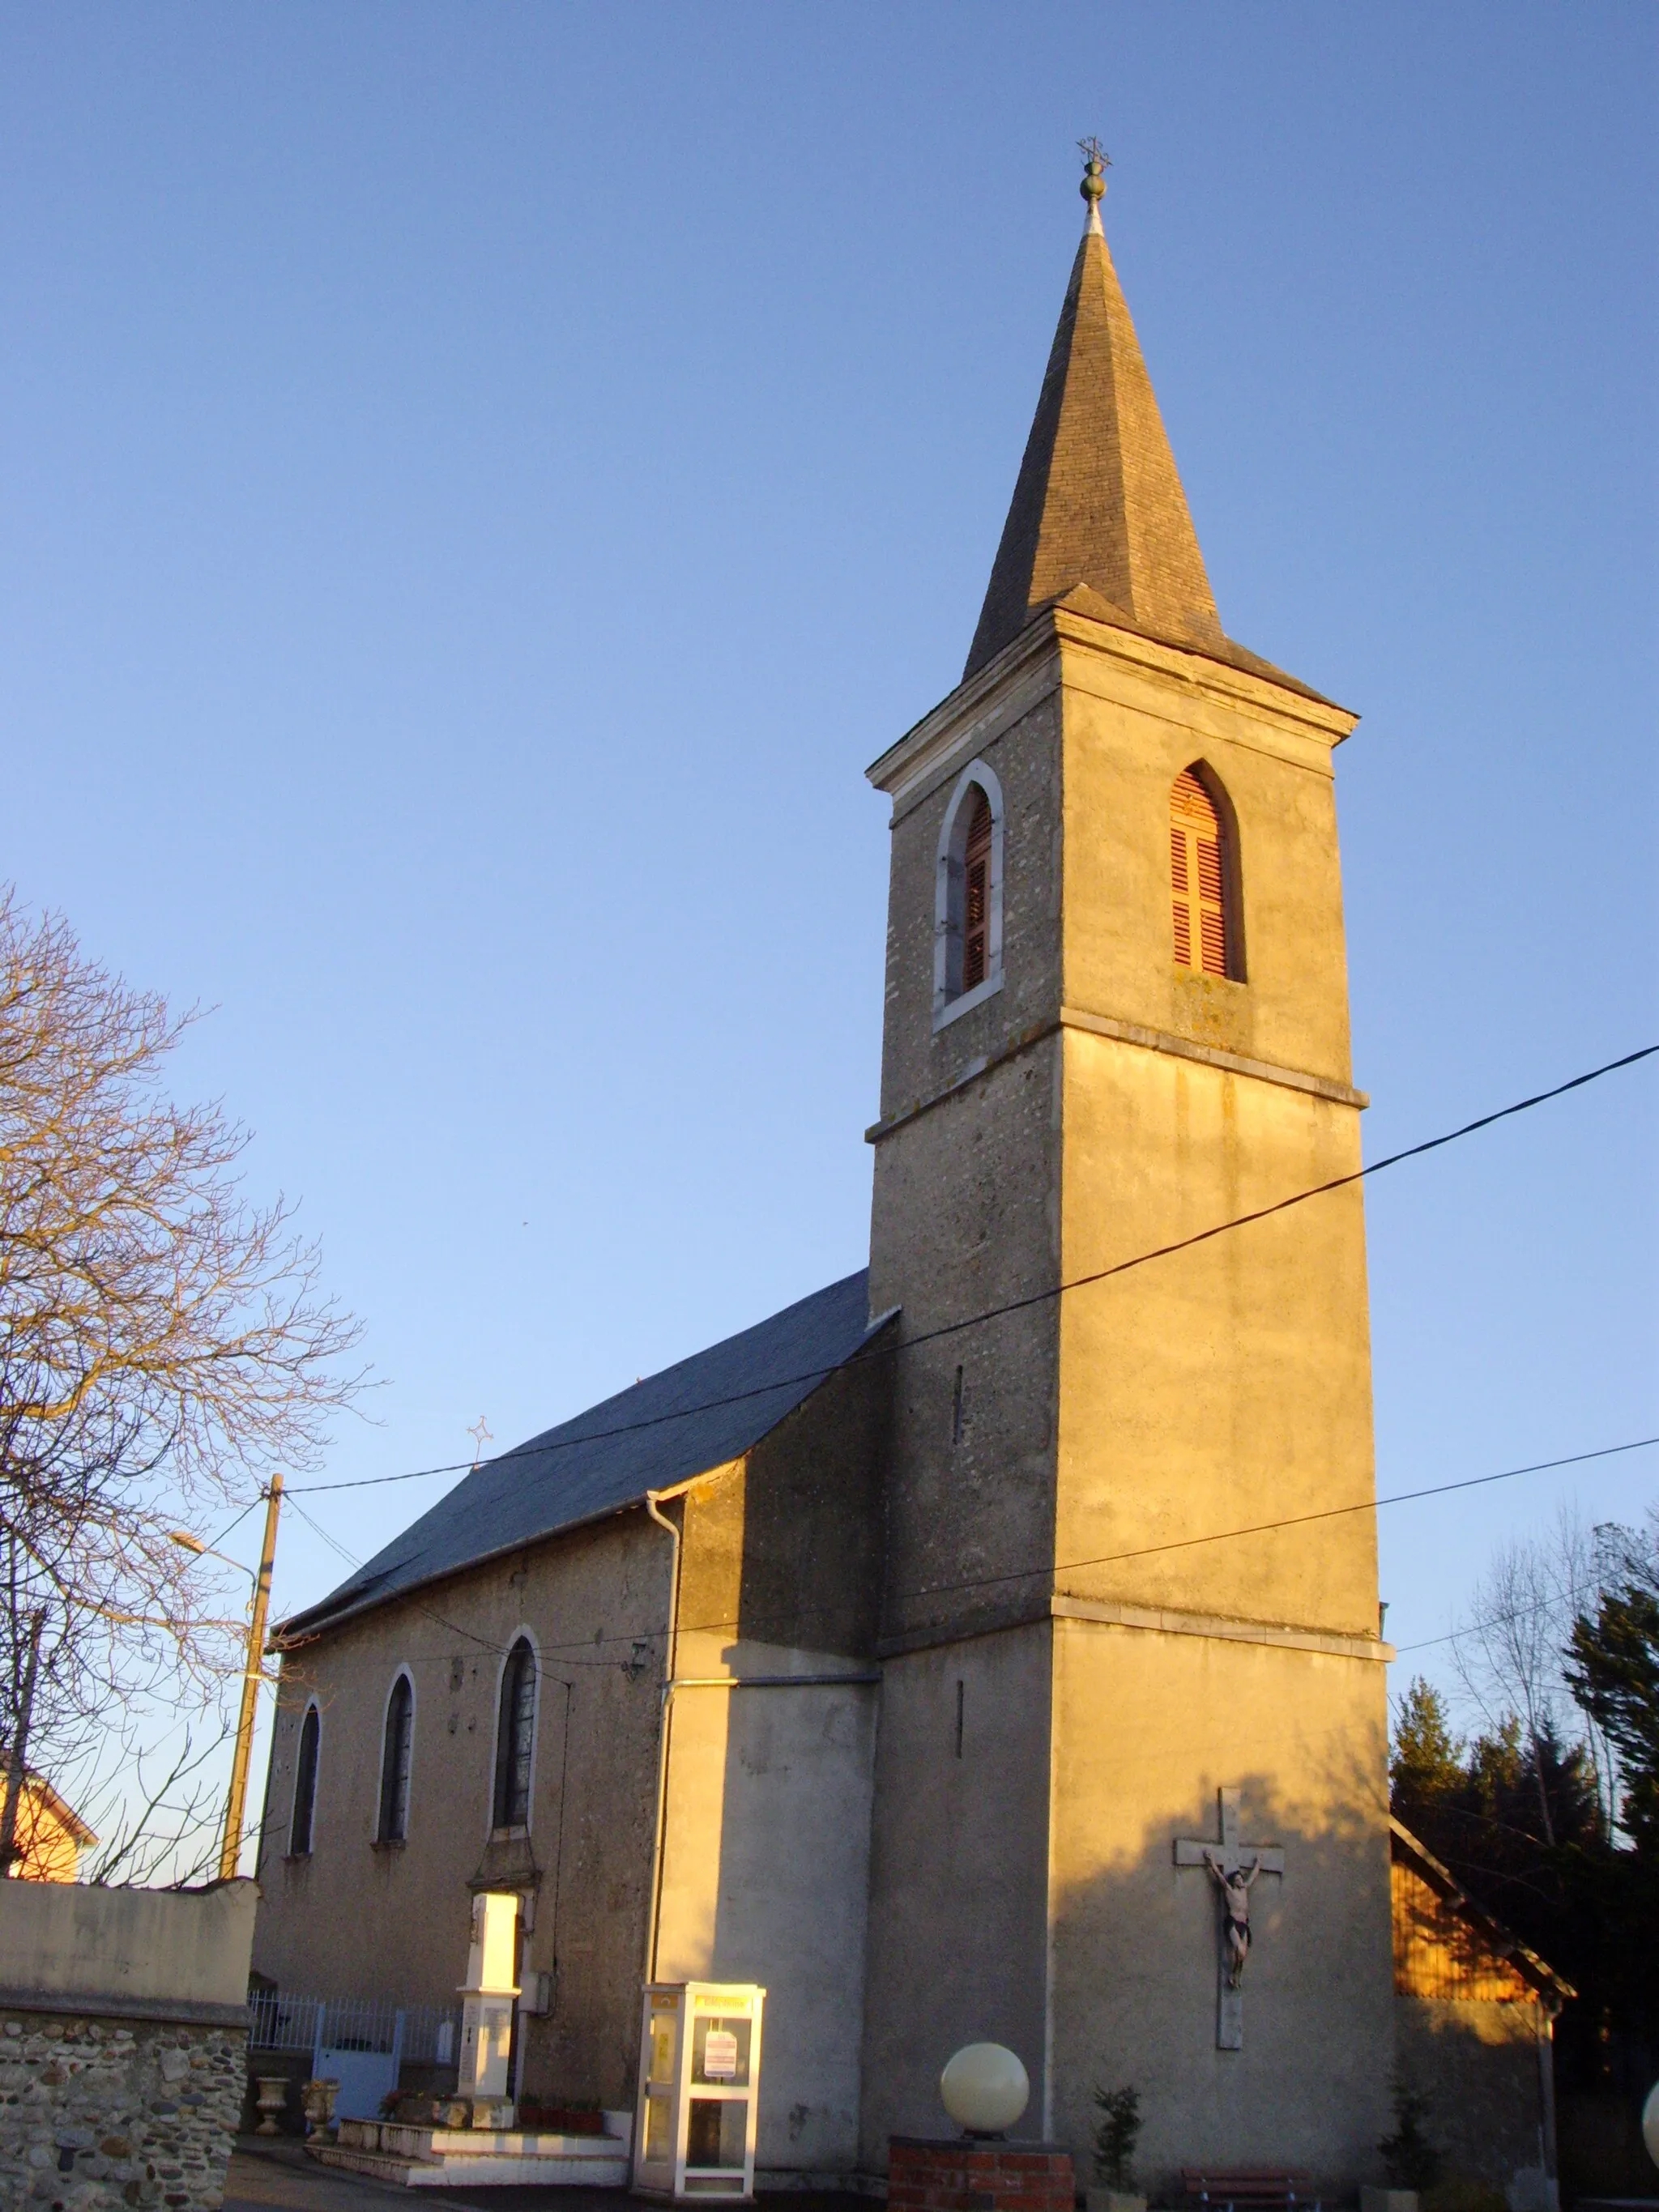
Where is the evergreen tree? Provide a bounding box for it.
[1390,1677,1463,1808]
[1565,1570,1659,1855]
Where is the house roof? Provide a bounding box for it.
[0,1762,97,1847]
[1389,1816,1576,2007]
[279,1268,886,1642]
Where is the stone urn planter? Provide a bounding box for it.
[254,2077,290,2136]
[301,2079,339,2139]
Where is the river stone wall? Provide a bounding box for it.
[0,2011,245,2212]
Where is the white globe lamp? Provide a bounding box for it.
[940,2044,1030,2138]
[1643,2078,1659,2168]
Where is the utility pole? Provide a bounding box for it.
[0,1611,46,1876]
[220,1475,282,1881]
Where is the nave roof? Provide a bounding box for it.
[280,1268,883,1641]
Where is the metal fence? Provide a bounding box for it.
[247,1993,461,2067]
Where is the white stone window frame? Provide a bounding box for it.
[933,760,1006,1031]
[488,1625,542,1840]
[376,1666,417,1845]
[288,1697,322,1859]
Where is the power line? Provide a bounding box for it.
[276,1432,1658,1666]
[867,1437,1659,1619]
[1389,1546,1645,1661]
[280,1492,622,1672]
[287,1041,1659,1501]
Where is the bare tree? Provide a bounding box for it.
[0,888,366,1865]
[1452,1505,1614,1841]
[78,1722,238,1889]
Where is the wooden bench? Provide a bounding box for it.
[1183,2172,1320,2212]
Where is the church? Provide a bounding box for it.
[252,153,1565,2196]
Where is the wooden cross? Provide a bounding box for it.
[1174,1788,1284,2050]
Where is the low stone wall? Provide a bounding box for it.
[0,1879,257,2212]
[0,2008,245,2212]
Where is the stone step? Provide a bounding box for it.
[310,2136,631,2190]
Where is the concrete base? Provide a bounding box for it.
[310,2116,629,2189]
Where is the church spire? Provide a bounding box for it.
[964,145,1226,680]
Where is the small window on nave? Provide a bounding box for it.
[1170,766,1239,981]
[377,1674,413,1843]
[493,1638,538,1832]
[289,1703,320,1856]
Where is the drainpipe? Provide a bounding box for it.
[1537,2003,1560,2184]
[642,1490,683,1988]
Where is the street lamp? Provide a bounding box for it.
[170,1474,284,1881]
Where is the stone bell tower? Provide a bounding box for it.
[858,150,1394,2182]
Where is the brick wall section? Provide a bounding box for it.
[0,2011,246,2212]
[889,2137,1075,2212]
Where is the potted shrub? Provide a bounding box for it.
[1362,2074,1444,2212]
[1086,2086,1144,2212]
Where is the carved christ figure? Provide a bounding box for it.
[1204,1850,1262,1986]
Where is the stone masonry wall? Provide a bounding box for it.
[0,2011,245,2212]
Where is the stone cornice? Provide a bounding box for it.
[1059,1006,1367,1109]
[1050,607,1358,747]
[867,603,1358,808]
[868,624,1061,812]
[1051,1593,1392,1664]
[877,1593,1391,1664]
[866,1008,1366,1144]
[0,1987,251,2029]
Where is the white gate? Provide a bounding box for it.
[248,1993,458,2125]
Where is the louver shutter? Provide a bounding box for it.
[962,788,993,991]
[1171,769,1230,978]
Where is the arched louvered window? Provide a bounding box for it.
[492,1638,538,1831]
[377,1674,413,1843]
[961,788,993,992]
[935,762,1005,1025]
[289,1704,320,1856]
[1170,767,1238,980]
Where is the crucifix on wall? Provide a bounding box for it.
[1174,1788,1284,2050]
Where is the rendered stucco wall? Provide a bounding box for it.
[1054,627,1376,1638]
[1394,1996,1551,2192]
[654,1656,878,2179]
[654,1358,890,2181]
[1048,1617,1394,2191]
[0,1884,255,2013]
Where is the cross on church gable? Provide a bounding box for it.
[1175,1788,1284,2051]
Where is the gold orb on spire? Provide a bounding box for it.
[1077,135,1111,207]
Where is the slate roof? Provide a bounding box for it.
[279,1269,884,1641]
[964,196,1328,707]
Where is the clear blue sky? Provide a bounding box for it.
[2,4,1654,1839]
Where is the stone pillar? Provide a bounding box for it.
[456,1894,519,2118]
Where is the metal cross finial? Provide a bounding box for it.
[1078,136,1111,208]
[467,1416,493,1468]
